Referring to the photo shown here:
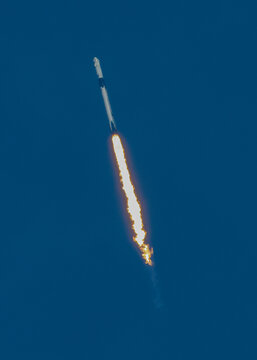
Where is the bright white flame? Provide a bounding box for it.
[112,134,153,265]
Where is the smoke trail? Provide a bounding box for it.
[151,268,163,309]
[111,134,153,266]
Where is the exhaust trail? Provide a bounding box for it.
[111,134,153,266]
[112,134,162,307]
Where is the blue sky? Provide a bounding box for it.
[0,0,256,359]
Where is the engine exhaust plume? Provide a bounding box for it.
[112,134,153,266]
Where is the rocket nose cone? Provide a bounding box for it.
[93,58,103,78]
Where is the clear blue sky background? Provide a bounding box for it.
[0,0,256,359]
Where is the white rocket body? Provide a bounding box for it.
[93,57,117,132]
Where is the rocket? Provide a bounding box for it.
[93,57,117,132]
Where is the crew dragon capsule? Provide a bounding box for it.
[93,57,117,132]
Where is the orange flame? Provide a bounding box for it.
[112,134,153,266]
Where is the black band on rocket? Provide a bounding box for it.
[99,78,105,88]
